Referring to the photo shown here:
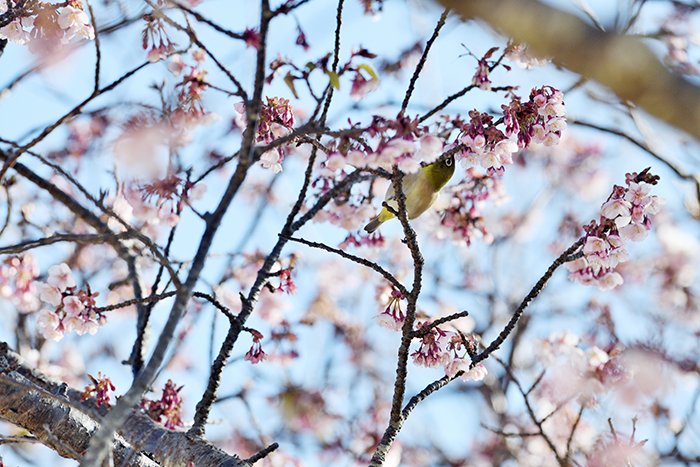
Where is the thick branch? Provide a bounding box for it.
[438,0,700,140]
[0,343,246,467]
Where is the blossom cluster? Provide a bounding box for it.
[469,47,501,90]
[141,379,184,429]
[135,173,203,228]
[536,332,622,406]
[568,168,661,290]
[169,50,209,120]
[0,0,94,48]
[234,97,295,173]
[376,287,487,382]
[36,263,105,341]
[81,372,116,408]
[142,10,175,62]
[459,86,566,174]
[376,286,406,331]
[0,254,39,312]
[313,190,376,231]
[244,328,266,364]
[587,435,657,467]
[338,231,385,249]
[412,321,487,382]
[438,168,503,246]
[321,115,445,175]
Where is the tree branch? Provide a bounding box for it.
[0,343,246,467]
[438,0,700,140]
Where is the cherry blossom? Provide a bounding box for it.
[0,255,40,312]
[377,286,406,330]
[244,329,267,364]
[81,372,116,408]
[141,380,184,429]
[569,168,661,290]
[0,17,34,45]
[57,3,94,43]
[47,263,76,290]
[35,264,105,341]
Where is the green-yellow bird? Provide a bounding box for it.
[364,155,455,233]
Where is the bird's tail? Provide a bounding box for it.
[364,216,382,233]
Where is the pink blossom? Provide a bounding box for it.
[624,181,651,203]
[583,236,607,255]
[397,156,421,174]
[619,222,648,241]
[0,17,34,45]
[242,27,261,49]
[597,271,624,290]
[191,48,205,62]
[63,296,85,316]
[377,287,405,331]
[168,54,186,75]
[601,198,632,219]
[260,151,283,173]
[47,263,76,291]
[73,316,100,335]
[233,102,247,130]
[350,73,379,100]
[37,309,64,341]
[462,363,488,382]
[416,134,443,163]
[37,282,63,306]
[244,330,267,364]
[141,380,184,429]
[325,153,346,171]
[588,438,657,467]
[444,356,470,378]
[57,5,94,42]
[82,372,116,408]
[347,150,366,167]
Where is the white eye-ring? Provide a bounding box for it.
[445,158,453,167]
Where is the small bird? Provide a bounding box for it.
[364,156,455,233]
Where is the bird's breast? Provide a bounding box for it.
[406,184,438,219]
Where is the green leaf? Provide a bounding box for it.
[358,63,378,81]
[284,73,299,99]
[326,70,340,90]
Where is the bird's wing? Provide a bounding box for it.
[385,173,420,201]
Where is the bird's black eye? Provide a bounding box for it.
[445,158,453,167]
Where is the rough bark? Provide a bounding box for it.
[0,343,248,467]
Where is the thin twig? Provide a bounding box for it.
[286,235,408,296]
[86,0,101,93]
[573,118,700,210]
[471,237,585,366]
[0,61,151,182]
[0,233,130,255]
[188,0,347,438]
[244,442,280,464]
[400,9,449,113]
[411,310,470,338]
